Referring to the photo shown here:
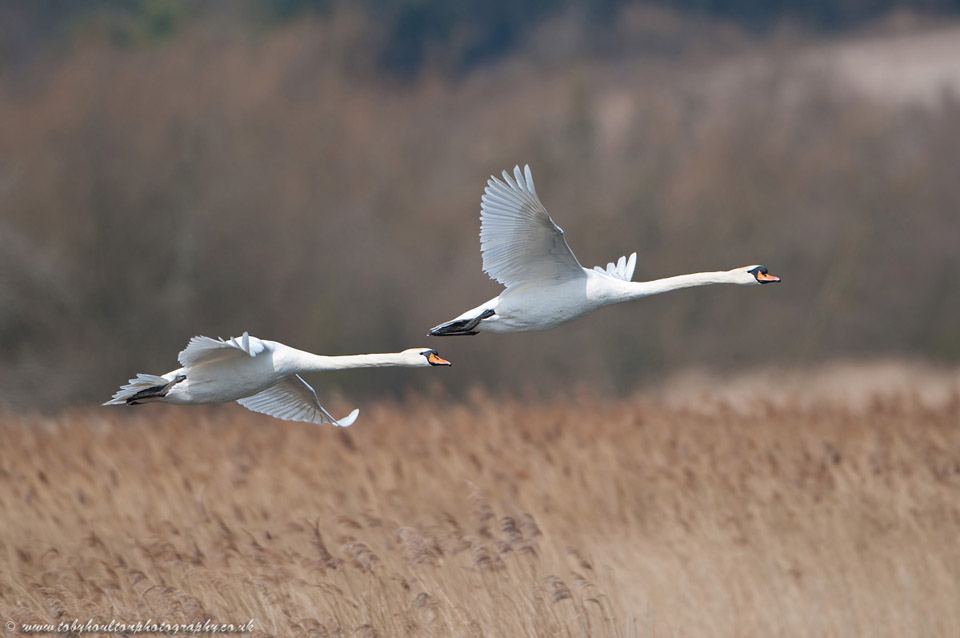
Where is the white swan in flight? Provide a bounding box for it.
[429,165,780,336]
[104,333,451,426]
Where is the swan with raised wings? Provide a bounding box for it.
[104,333,451,426]
[429,165,780,336]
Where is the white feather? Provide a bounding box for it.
[431,164,778,335]
[480,164,584,288]
[107,335,446,426]
[102,373,172,405]
[236,375,358,426]
[178,331,265,367]
[596,252,638,282]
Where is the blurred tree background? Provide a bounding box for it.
[1,0,959,410]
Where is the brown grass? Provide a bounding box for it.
[2,367,960,636]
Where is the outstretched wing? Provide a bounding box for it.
[178,332,266,367]
[236,375,359,427]
[480,165,584,288]
[592,252,637,282]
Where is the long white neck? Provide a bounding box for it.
[605,270,745,303]
[287,350,418,372]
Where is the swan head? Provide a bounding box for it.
[402,348,453,367]
[734,265,781,285]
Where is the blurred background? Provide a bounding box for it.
[1,0,959,412]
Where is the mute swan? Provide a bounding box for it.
[429,165,780,336]
[104,333,451,426]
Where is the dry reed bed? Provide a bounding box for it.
[1,381,959,636]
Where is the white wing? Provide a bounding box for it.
[480,165,584,288]
[236,375,359,427]
[592,252,637,282]
[178,331,266,367]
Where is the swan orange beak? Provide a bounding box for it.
[428,352,452,366]
[756,272,781,283]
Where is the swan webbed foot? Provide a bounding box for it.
[127,374,185,404]
[428,309,494,336]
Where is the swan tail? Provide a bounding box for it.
[103,373,185,406]
[428,308,494,337]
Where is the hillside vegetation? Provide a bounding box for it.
[2,8,960,410]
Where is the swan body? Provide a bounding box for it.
[104,333,451,426]
[430,165,780,336]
